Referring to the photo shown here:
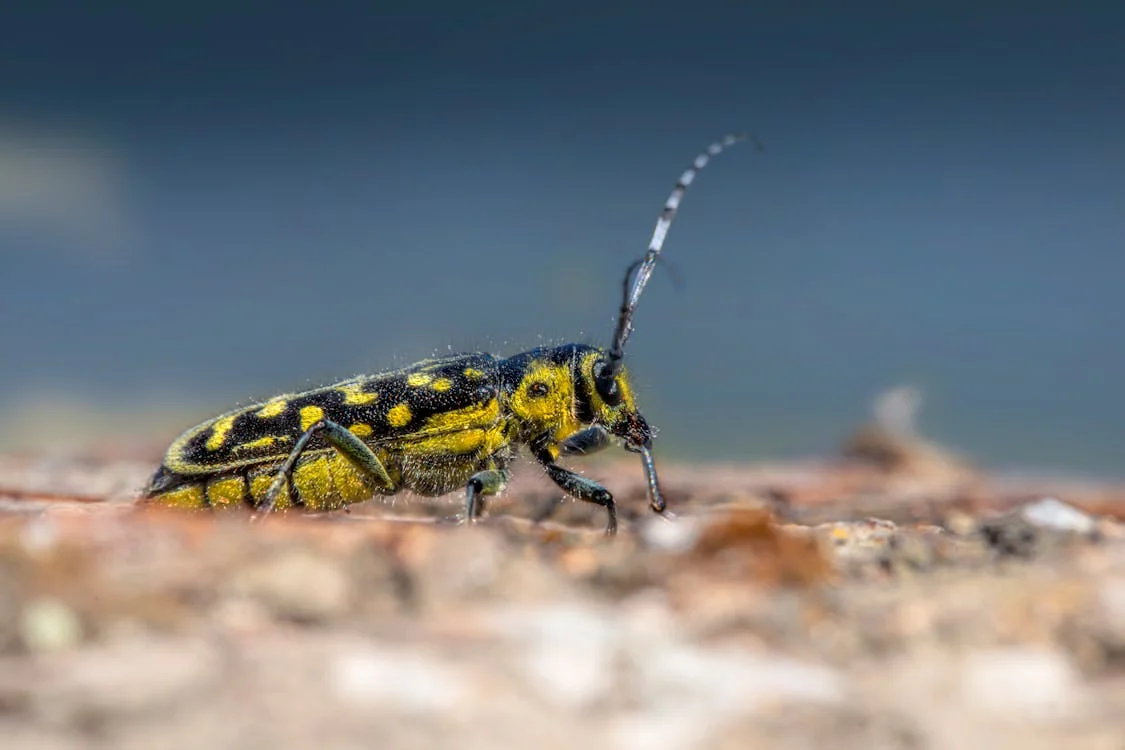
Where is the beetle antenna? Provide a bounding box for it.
[598,132,759,388]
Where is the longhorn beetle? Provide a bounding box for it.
[142,133,753,535]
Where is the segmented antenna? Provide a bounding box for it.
[600,132,758,384]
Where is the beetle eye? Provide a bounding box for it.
[598,379,622,407]
[592,362,623,407]
[528,382,550,398]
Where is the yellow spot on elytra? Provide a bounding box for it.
[151,483,206,509]
[349,423,373,438]
[256,399,288,418]
[463,368,484,379]
[234,435,290,453]
[431,378,453,392]
[398,407,508,456]
[300,405,324,431]
[206,415,236,451]
[419,399,500,434]
[387,403,413,427]
[339,383,378,405]
[406,373,433,387]
[410,429,486,455]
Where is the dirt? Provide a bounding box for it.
[1,428,1125,749]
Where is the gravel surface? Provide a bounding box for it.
[1,432,1125,749]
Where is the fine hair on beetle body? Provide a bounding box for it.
[142,133,757,536]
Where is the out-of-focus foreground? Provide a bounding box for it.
[1,407,1124,750]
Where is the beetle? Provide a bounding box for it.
[142,133,752,535]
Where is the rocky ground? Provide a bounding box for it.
[1,423,1124,749]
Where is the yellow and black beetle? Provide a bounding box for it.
[143,134,753,535]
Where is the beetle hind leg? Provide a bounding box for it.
[256,419,396,516]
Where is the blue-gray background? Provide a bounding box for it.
[1,1,1122,475]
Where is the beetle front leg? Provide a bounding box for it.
[559,425,612,456]
[533,446,617,536]
[258,419,395,515]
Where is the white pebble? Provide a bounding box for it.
[332,648,466,715]
[634,646,845,715]
[961,648,1084,720]
[611,712,707,750]
[497,605,618,709]
[19,598,82,652]
[1019,497,1096,535]
[640,515,699,553]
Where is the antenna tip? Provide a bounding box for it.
[724,132,764,152]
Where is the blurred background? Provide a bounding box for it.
[0,1,1122,476]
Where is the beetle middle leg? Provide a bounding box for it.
[464,467,510,524]
[257,419,395,515]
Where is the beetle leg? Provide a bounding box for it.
[257,419,395,515]
[533,446,617,536]
[464,468,510,524]
[559,425,612,456]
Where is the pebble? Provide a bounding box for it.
[331,647,466,715]
[1019,497,1097,536]
[640,514,701,553]
[490,604,619,710]
[19,598,83,652]
[631,645,845,715]
[960,647,1086,721]
[817,518,898,570]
